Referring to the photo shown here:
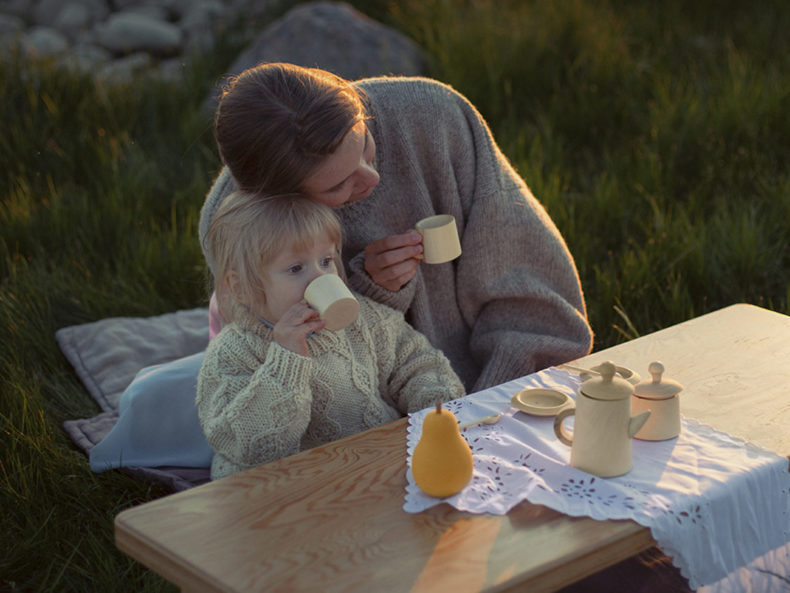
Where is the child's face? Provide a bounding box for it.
[259,237,339,323]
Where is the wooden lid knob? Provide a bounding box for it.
[634,361,683,399]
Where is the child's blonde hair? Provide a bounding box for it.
[205,191,344,322]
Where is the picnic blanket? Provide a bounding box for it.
[58,308,213,491]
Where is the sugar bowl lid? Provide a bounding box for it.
[633,361,683,400]
[580,361,634,401]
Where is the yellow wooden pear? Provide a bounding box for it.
[412,400,474,498]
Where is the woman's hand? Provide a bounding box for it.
[364,231,424,292]
[273,302,326,356]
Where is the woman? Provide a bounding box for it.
[200,62,593,392]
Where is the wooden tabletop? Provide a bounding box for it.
[115,303,790,592]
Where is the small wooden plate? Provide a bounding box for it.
[511,389,573,417]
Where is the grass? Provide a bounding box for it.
[2,0,790,590]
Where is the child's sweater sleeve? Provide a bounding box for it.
[196,334,313,470]
[366,299,466,413]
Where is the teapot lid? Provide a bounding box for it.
[633,361,683,400]
[580,361,633,401]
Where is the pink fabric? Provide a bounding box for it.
[209,292,222,340]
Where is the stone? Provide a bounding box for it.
[60,41,112,73]
[112,0,176,12]
[54,4,94,41]
[94,11,183,56]
[0,0,34,21]
[1,0,427,89]
[230,1,424,79]
[35,0,109,29]
[204,1,425,113]
[179,0,227,53]
[100,50,151,81]
[0,13,24,37]
[180,0,226,29]
[121,4,170,21]
[22,26,69,58]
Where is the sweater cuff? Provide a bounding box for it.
[263,342,312,390]
[346,251,417,313]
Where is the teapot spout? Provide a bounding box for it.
[629,410,651,437]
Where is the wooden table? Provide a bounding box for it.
[115,304,790,592]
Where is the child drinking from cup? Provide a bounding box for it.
[197,191,465,480]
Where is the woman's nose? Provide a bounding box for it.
[355,159,379,190]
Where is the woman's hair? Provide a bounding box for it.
[214,62,369,195]
[205,190,344,322]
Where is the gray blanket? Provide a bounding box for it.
[58,308,212,491]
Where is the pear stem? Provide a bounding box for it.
[435,399,442,414]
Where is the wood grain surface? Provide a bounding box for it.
[115,304,790,592]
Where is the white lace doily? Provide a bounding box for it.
[404,368,790,590]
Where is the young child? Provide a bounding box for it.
[197,191,466,480]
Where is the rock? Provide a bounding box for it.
[112,0,176,12]
[54,4,95,41]
[0,13,23,37]
[121,4,171,21]
[35,0,110,29]
[60,41,112,73]
[0,0,426,91]
[229,1,424,79]
[94,11,183,56]
[205,1,424,113]
[180,0,227,53]
[0,0,34,21]
[100,50,151,81]
[22,26,69,58]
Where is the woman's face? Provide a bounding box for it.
[302,121,379,207]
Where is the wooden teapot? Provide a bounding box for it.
[554,361,651,477]
[631,361,682,441]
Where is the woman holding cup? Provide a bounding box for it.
[200,62,593,392]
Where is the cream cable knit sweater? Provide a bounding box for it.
[196,294,465,480]
[200,76,593,392]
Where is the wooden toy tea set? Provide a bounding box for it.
[554,360,683,478]
[411,360,684,498]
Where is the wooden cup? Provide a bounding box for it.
[416,214,462,264]
[304,275,359,331]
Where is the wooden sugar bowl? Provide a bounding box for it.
[631,361,683,441]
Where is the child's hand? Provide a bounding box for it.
[273,301,326,356]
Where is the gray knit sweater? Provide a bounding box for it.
[200,76,593,392]
[196,295,465,480]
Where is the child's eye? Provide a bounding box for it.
[320,257,333,268]
[287,264,303,274]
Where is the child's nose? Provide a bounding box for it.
[308,267,332,284]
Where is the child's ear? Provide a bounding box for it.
[225,271,243,303]
[225,271,266,307]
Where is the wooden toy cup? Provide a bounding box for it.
[304,274,359,331]
[416,215,462,264]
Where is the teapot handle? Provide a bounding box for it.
[553,408,575,446]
